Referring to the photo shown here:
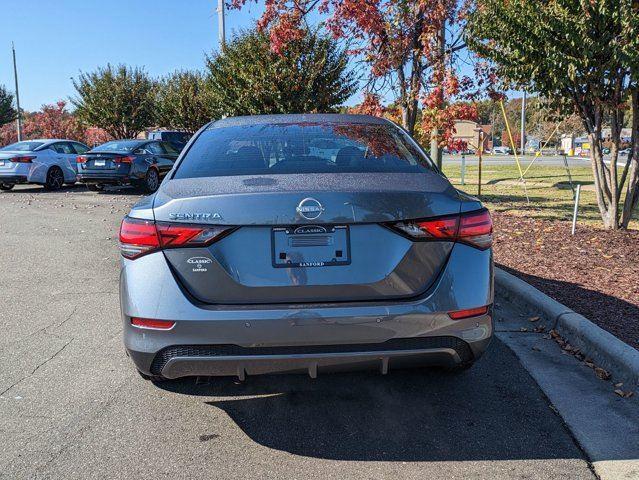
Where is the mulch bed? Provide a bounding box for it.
[492,212,639,350]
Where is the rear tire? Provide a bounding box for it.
[142,168,160,193]
[137,369,167,383]
[44,166,64,191]
[0,183,14,191]
[87,184,104,192]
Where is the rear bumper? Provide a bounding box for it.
[134,336,485,379]
[0,175,28,184]
[77,173,131,185]
[121,242,494,378]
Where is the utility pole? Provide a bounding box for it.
[217,0,226,50]
[12,42,23,142]
[475,128,484,196]
[520,91,526,155]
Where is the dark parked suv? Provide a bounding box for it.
[77,139,179,192]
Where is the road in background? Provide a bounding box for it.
[0,185,598,479]
[443,154,625,168]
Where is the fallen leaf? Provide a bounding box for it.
[614,389,634,398]
[594,367,611,380]
[614,382,624,388]
[529,316,540,322]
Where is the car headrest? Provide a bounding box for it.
[236,146,265,169]
[335,146,365,167]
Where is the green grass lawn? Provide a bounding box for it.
[441,161,638,229]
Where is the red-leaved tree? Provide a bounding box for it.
[22,101,84,140]
[0,101,111,147]
[230,0,497,167]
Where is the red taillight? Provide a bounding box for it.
[391,209,493,249]
[156,223,233,248]
[119,217,160,259]
[415,216,459,239]
[77,155,87,164]
[119,216,234,259]
[9,155,35,163]
[458,209,493,249]
[114,155,134,164]
[131,317,175,330]
[448,305,490,320]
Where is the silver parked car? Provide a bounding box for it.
[119,114,494,382]
[0,139,88,191]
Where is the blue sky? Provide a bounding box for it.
[0,0,268,111]
[0,1,517,112]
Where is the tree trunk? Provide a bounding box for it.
[609,105,621,227]
[402,98,418,136]
[583,100,621,229]
[430,21,446,170]
[590,135,622,229]
[431,131,442,170]
[397,67,415,136]
[621,88,639,228]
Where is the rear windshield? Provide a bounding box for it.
[91,140,143,153]
[0,141,44,152]
[173,122,435,179]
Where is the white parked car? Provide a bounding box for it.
[0,139,89,191]
[492,146,512,155]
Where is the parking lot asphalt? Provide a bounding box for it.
[0,185,596,479]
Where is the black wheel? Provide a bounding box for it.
[143,168,160,193]
[44,166,65,191]
[137,369,167,383]
[0,183,14,191]
[87,184,104,192]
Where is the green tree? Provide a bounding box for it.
[71,65,156,139]
[156,70,215,132]
[467,0,639,229]
[206,29,357,116]
[0,85,17,127]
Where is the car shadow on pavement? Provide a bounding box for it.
[156,340,587,463]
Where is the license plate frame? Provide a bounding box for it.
[93,159,106,167]
[271,225,351,268]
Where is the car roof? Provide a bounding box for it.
[209,113,390,129]
[102,139,149,144]
[23,139,82,144]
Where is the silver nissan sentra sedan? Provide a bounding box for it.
[119,114,494,382]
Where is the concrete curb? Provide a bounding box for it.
[496,268,639,392]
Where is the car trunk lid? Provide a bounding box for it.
[82,152,130,171]
[153,172,460,225]
[153,172,461,304]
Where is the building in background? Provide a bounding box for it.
[561,134,575,155]
[574,136,591,156]
[451,120,493,153]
